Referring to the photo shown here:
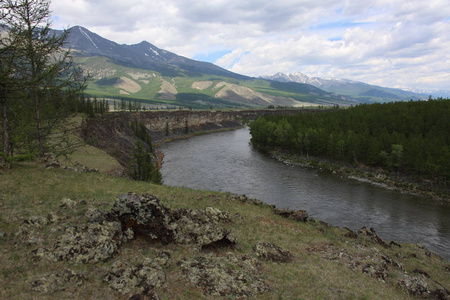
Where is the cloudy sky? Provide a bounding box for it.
[50,0,449,91]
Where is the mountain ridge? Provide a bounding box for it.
[55,26,358,108]
[261,72,429,103]
[64,26,250,80]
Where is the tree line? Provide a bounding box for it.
[249,99,450,182]
[1,0,86,165]
[129,120,163,184]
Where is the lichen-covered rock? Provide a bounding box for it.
[169,208,236,247]
[15,215,54,245]
[111,193,235,248]
[254,242,293,263]
[111,193,174,244]
[397,274,429,296]
[31,269,85,294]
[35,221,130,263]
[105,251,170,297]
[273,208,308,222]
[205,206,232,223]
[85,207,108,222]
[362,262,389,281]
[179,254,267,298]
[60,198,78,209]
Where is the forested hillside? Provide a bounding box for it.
[249,99,450,182]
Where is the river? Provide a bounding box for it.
[159,127,450,260]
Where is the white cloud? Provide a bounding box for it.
[50,0,450,90]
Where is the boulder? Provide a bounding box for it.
[111,193,236,248]
[105,251,170,298]
[253,242,293,263]
[60,198,78,209]
[169,208,236,248]
[397,274,429,296]
[110,193,174,244]
[34,221,132,264]
[179,253,267,298]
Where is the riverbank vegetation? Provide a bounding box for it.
[249,99,450,199]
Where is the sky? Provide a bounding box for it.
[50,0,450,91]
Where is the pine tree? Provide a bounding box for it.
[2,0,86,156]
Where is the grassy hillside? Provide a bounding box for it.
[1,132,449,299]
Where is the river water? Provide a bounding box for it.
[159,128,450,260]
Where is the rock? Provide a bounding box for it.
[358,227,389,248]
[31,269,85,294]
[45,161,61,169]
[105,252,170,297]
[169,208,236,248]
[253,242,293,263]
[85,207,108,222]
[179,254,267,298]
[15,215,53,245]
[342,227,357,239]
[397,274,429,296]
[273,208,308,222]
[226,194,270,207]
[205,206,232,223]
[36,221,130,264]
[362,262,389,281]
[111,193,235,248]
[60,198,77,209]
[111,193,174,244]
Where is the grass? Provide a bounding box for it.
[0,134,449,299]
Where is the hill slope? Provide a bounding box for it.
[1,161,449,299]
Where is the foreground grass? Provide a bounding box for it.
[1,162,449,299]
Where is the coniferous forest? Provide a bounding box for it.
[250,99,450,184]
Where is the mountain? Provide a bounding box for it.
[262,72,428,103]
[57,26,357,109]
[65,26,249,80]
[401,87,450,98]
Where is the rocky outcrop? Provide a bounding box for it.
[179,253,267,298]
[30,193,235,265]
[105,251,171,298]
[316,242,450,299]
[111,193,236,248]
[33,220,132,264]
[254,242,293,263]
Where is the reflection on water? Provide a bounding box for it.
[159,128,450,260]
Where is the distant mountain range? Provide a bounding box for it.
[45,25,444,108]
[261,72,432,103]
[56,26,359,108]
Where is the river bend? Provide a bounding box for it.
[159,128,450,260]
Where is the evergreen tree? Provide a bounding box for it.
[1,0,86,157]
